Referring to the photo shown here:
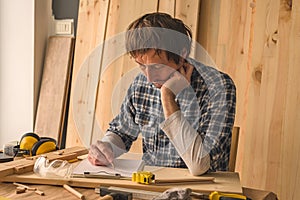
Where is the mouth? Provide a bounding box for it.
[152,82,163,88]
[151,79,167,88]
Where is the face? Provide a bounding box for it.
[134,49,180,88]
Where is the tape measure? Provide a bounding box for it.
[132,171,155,184]
[14,132,58,156]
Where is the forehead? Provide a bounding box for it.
[134,49,167,64]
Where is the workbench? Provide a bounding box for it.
[0,148,277,200]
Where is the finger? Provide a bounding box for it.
[89,145,107,165]
[184,63,194,82]
[184,62,194,73]
[178,66,186,75]
[89,143,111,165]
[97,141,114,163]
[87,154,102,165]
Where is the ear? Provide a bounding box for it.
[180,48,188,59]
[178,48,188,67]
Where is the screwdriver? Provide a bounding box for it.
[191,191,250,200]
[209,191,251,200]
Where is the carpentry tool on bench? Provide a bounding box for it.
[132,171,155,184]
[132,171,215,185]
[209,191,250,200]
[191,191,250,200]
[99,186,133,200]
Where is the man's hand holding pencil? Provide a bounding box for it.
[88,141,114,168]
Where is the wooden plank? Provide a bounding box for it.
[280,1,300,199]
[174,0,200,58]
[197,0,220,62]
[175,0,200,44]
[0,170,242,194]
[0,166,14,178]
[263,0,289,193]
[223,0,300,199]
[158,0,175,15]
[241,0,281,190]
[197,0,253,174]
[66,0,110,148]
[34,36,75,146]
[92,0,159,146]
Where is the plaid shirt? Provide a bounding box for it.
[108,58,236,171]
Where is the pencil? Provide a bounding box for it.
[110,161,115,169]
[63,184,85,200]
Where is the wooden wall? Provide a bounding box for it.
[65,0,300,199]
[198,0,300,199]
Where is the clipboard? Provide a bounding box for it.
[72,158,145,178]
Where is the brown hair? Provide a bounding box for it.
[125,12,192,64]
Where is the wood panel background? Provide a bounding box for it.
[64,0,300,199]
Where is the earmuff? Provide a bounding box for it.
[18,132,58,156]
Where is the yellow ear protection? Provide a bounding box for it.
[17,132,58,156]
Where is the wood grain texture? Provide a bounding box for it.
[66,0,110,147]
[198,0,253,173]
[34,36,75,147]
[198,0,300,199]
[158,0,175,15]
[175,0,200,46]
[279,1,300,199]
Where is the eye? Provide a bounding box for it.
[153,64,165,69]
[139,64,146,70]
[138,64,166,70]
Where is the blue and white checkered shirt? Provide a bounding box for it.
[107,58,236,171]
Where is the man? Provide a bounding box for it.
[88,12,236,175]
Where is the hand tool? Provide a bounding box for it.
[132,171,155,184]
[99,186,132,200]
[209,191,250,200]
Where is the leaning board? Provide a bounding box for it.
[34,36,75,146]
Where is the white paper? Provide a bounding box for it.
[72,158,145,177]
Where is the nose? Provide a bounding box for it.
[144,67,156,82]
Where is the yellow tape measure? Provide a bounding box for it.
[132,171,155,184]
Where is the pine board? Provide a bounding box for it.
[34,36,75,146]
[66,0,110,147]
[197,0,300,199]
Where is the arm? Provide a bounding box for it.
[160,86,210,175]
[160,62,236,174]
[160,63,210,175]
